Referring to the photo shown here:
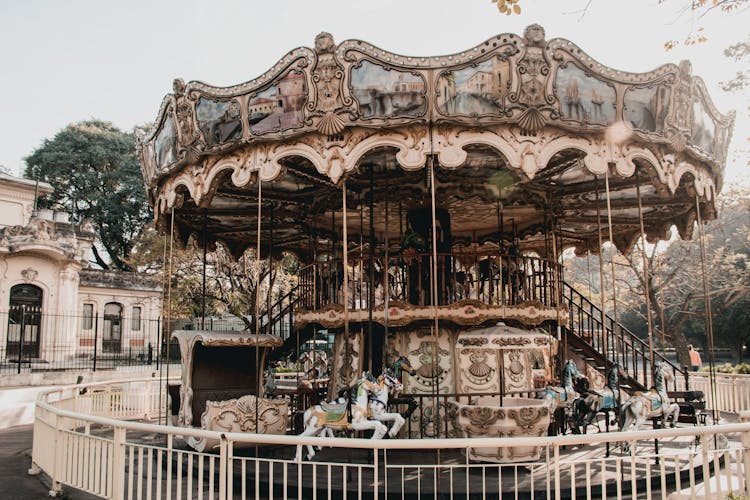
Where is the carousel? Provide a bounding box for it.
[136,24,733,463]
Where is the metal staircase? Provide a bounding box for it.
[561,281,685,394]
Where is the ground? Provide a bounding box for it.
[0,425,97,500]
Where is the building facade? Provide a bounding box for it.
[0,174,162,367]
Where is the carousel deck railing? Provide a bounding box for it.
[32,378,750,499]
[299,251,560,312]
[394,390,545,439]
[562,281,686,393]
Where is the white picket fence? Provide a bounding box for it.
[688,372,750,414]
[32,377,750,499]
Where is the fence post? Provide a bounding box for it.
[17,305,25,375]
[219,434,228,500]
[739,411,750,498]
[48,412,63,497]
[143,380,151,419]
[93,312,99,372]
[155,317,161,370]
[111,426,126,500]
[553,443,561,500]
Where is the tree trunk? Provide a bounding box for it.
[91,245,110,270]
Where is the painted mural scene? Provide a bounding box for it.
[437,57,511,115]
[2,1,750,499]
[351,60,427,118]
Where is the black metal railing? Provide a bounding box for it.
[0,310,168,375]
[562,281,685,393]
[300,252,560,311]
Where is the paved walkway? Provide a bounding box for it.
[0,425,98,499]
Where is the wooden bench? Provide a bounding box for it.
[668,391,708,425]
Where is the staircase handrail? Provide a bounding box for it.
[260,285,299,339]
[562,281,685,386]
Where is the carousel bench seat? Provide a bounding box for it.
[668,391,708,425]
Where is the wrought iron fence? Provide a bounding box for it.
[0,311,259,375]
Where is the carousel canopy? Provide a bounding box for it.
[137,25,734,259]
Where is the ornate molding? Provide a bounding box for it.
[139,27,732,204]
[296,299,568,329]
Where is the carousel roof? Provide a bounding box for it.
[136,25,734,259]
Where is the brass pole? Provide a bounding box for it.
[158,214,169,424]
[384,176,390,374]
[165,208,175,425]
[342,180,351,386]
[656,255,668,352]
[604,169,620,366]
[595,178,608,361]
[255,176,262,433]
[695,194,719,423]
[635,174,655,373]
[429,156,440,437]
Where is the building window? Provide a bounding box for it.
[82,304,94,330]
[131,306,141,331]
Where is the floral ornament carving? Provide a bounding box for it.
[503,349,529,391]
[410,340,450,384]
[491,337,532,347]
[173,78,203,152]
[507,406,548,430]
[460,406,505,430]
[509,24,557,132]
[467,350,495,385]
[669,60,693,138]
[308,32,351,136]
[457,337,488,347]
[213,395,288,433]
[21,267,38,282]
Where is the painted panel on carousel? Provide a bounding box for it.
[502,349,531,392]
[329,331,362,396]
[389,328,456,439]
[436,57,511,116]
[248,70,307,134]
[154,114,177,170]
[196,98,243,147]
[623,84,671,133]
[408,337,453,394]
[351,60,426,119]
[692,99,715,153]
[456,348,499,393]
[555,63,615,125]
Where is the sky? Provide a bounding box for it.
[1,0,748,184]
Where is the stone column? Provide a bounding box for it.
[49,263,80,362]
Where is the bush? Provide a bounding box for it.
[701,363,750,374]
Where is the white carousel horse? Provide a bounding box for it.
[366,370,406,438]
[294,373,387,461]
[621,361,680,435]
[318,369,408,439]
[540,359,581,411]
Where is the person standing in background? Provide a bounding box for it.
[688,345,702,372]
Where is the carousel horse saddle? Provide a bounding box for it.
[590,388,615,409]
[548,386,573,401]
[320,401,348,420]
[633,390,664,411]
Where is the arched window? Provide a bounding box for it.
[7,284,43,359]
[103,302,123,353]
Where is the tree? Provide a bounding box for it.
[24,120,151,271]
[128,226,298,329]
[567,186,750,366]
